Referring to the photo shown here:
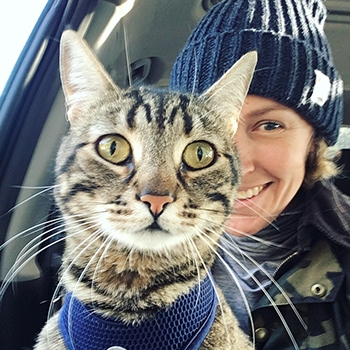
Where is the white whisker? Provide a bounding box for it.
[0,215,100,300]
[200,227,305,350]
[183,235,205,308]
[90,235,115,304]
[188,234,234,347]
[197,230,256,347]
[48,227,103,318]
[198,214,286,249]
[0,217,62,251]
[0,229,66,300]
[44,228,105,345]
[222,223,292,250]
[5,185,56,214]
[232,198,279,230]
[67,229,109,339]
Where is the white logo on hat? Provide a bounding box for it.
[310,70,331,106]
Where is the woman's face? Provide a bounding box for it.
[227,95,314,236]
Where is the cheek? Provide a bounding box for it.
[259,143,289,172]
[282,151,311,191]
[261,142,308,182]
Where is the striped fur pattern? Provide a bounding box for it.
[34,30,256,349]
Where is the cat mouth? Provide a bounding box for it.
[148,221,162,230]
[145,221,169,233]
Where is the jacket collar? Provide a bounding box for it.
[298,180,350,249]
[255,181,348,306]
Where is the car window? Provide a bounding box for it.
[0,0,48,95]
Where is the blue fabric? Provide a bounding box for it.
[59,275,217,350]
[169,0,343,145]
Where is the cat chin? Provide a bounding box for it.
[106,229,191,253]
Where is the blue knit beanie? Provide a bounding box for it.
[170,0,343,145]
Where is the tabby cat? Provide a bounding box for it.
[34,30,257,349]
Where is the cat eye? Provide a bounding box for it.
[182,141,215,170]
[97,135,131,164]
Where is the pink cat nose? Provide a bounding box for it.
[140,194,174,215]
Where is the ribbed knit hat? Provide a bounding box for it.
[170,0,343,145]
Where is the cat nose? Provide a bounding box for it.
[140,194,174,215]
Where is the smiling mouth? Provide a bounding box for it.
[237,184,269,200]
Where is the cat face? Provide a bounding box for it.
[55,30,257,252]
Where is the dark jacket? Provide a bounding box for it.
[251,181,350,349]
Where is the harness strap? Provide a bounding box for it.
[59,275,217,350]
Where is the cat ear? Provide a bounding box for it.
[201,51,257,134]
[59,29,120,123]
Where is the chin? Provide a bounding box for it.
[227,215,271,236]
[107,227,190,253]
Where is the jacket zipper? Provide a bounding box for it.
[273,251,302,279]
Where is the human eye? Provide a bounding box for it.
[255,121,283,131]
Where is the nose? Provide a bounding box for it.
[239,149,255,176]
[140,194,174,216]
[234,131,255,176]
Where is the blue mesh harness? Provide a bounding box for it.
[58,275,217,350]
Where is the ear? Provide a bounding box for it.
[201,51,257,134]
[59,30,120,123]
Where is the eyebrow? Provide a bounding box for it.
[243,105,290,119]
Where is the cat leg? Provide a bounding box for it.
[33,313,66,350]
[200,288,252,350]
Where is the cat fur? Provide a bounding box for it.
[34,30,257,349]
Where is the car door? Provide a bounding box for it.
[0,1,349,349]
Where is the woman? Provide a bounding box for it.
[170,0,350,348]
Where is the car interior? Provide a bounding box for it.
[0,0,349,349]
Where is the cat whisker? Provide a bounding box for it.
[48,226,105,318]
[10,184,59,190]
[41,230,101,343]
[188,233,236,346]
[90,235,116,303]
[68,231,109,320]
[0,216,63,252]
[181,235,203,308]
[44,228,105,345]
[49,230,101,298]
[232,198,279,230]
[201,228,306,349]
[0,215,100,302]
[0,212,98,254]
[0,227,66,301]
[220,234,307,328]
[222,223,293,250]
[4,185,57,215]
[196,214,283,249]
[196,216,306,327]
[209,245,256,346]
[195,201,277,232]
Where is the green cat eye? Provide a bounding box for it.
[97,135,131,164]
[183,141,215,170]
